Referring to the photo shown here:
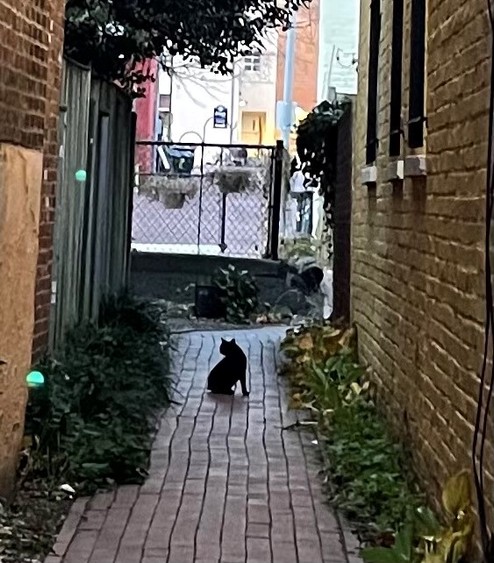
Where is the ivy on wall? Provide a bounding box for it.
[295,99,350,230]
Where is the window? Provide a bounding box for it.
[408,0,426,148]
[295,192,313,235]
[244,53,261,72]
[389,0,404,157]
[159,94,171,110]
[366,0,381,164]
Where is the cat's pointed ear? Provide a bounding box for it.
[231,338,236,344]
[221,338,226,343]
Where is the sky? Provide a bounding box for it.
[318,0,360,99]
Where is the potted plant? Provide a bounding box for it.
[138,175,201,209]
[212,264,259,323]
[214,165,267,194]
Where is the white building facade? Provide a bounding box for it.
[157,30,279,147]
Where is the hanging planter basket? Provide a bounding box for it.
[214,166,267,194]
[138,175,202,208]
[159,192,186,209]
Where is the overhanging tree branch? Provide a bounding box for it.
[64,0,311,94]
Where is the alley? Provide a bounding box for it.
[48,328,357,563]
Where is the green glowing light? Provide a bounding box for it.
[26,371,45,388]
[75,169,87,182]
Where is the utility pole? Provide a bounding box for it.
[282,10,297,149]
[229,61,237,144]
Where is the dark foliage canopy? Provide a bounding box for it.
[65,0,309,92]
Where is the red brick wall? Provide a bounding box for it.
[33,0,66,359]
[0,1,48,149]
[0,1,65,360]
[276,0,320,112]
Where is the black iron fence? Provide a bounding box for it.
[132,141,283,259]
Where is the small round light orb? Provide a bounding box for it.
[26,371,45,388]
[75,169,87,182]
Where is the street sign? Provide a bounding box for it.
[213,105,228,128]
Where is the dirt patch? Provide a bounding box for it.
[0,480,72,563]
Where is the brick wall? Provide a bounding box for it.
[33,0,66,358]
[276,0,320,112]
[0,0,65,494]
[0,0,65,358]
[353,0,490,523]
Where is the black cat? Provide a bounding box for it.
[207,338,249,396]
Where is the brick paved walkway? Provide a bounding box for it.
[47,328,360,563]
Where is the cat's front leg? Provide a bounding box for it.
[239,373,249,397]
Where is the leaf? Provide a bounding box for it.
[361,546,403,563]
[350,382,363,395]
[394,525,413,560]
[441,470,471,518]
[414,507,440,538]
[421,554,444,563]
[298,334,314,351]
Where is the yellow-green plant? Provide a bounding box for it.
[361,470,474,563]
[281,323,355,380]
[280,324,361,421]
[281,323,474,560]
[418,470,473,563]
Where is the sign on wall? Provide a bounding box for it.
[213,105,228,128]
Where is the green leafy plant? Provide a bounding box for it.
[326,402,422,539]
[280,324,474,561]
[281,324,424,543]
[282,236,322,261]
[213,264,259,323]
[25,295,171,492]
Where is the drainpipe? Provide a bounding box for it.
[229,61,237,144]
[282,10,297,149]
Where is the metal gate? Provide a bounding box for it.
[132,141,282,259]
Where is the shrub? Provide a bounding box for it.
[280,323,473,562]
[25,295,171,492]
[212,264,259,323]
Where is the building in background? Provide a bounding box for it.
[237,31,278,145]
[161,59,239,145]
[135,13,324,151]
[276,0,320,115]
[134,59,160,173]
[317,0,360,100]
[135,30,279,151]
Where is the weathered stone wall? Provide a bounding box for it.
[0,0,64,495]
[352,0,490,519]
